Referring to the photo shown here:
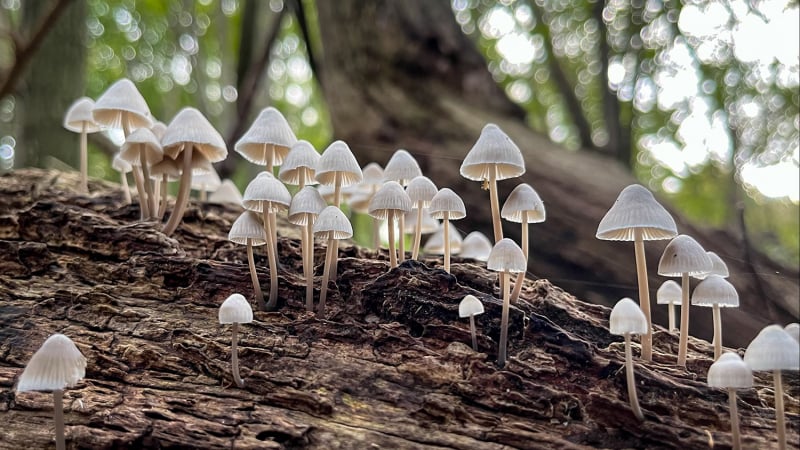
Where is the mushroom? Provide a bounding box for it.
[348,163,385,249]
[656,279,682,332]
[699,251,730,278]
[191,164,222,202]
[120,127,163,219]
[658,234,712,366]
[160,107,228,236]
[785,323,800,343]
[743,325,800,450]
[487,238,527,367]
[313,206,353,318]
[150,120,167,140]
[501,183,545,303]
[63,97,101,193]
[597,184,678,362]
[691,275,739,360]
[16,333,87,450]
[383,150,422,262]
[423,222,462,256]
[368,181,412,268]
[218,293,254,388]
[242,172,291,310]
[406,175,438,260]
[428,188,467,273]
[459,231,493,262]
[289,186,327,312]
[460,123,525,243]
[609,297,648,421]
[315,140,363,207]
[458,294,485,351]
[707,352,753,450]
[235,106,297,174]
[111,154,133,205]
[209,179,244,206]
[228,211,268,311]
[278,140,320,190]
[149,157,181,220]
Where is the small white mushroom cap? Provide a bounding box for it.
[423,222,463,255]
[279,140,321,185]
[361,163,385,187]
[242,172,292,213]
[191,165,222,192]
[458,294,485,318]
[609,297,648,335]
[428,188,466,220]
[383,149,421,185]
[209,179,244,205]
[707,352,753,389]
[315,140,363,187]
[459,231,493,262]
[92,78,153,130]
[785,323,799,343]
[697,251,729,279]
[486,238,527,273]
[406,176,438,208]
[63,97,102,133]
[368,181,412,219]
[313,206,354,239]
[235,107,297,166]
[120,128,163,166]
[744,325,800,371]
[460,123,525,181]
[150,121,168,140]
[218,293,254,324]
[228,211,267,246]
[150,157,181,181]
[111,153,132,174]
[161,107,228,163]
[657,234,713,277]
[16,334,86,393]
[656,280,682,305]
[596,184,677,241]
[289,186,327,226]
[501,183,545,223]
[691,275,739,307]
[404,208,439,234]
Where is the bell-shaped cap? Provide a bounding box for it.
[289,186,327,225]
[278,140,320,185]
[596,184,678,241]
[403,208,439,234]
[347,190,375,214]
[150,121,168,140]
[218,293,254,324]
[501,183,545,224]
[112,153,132,174]
[429,188,466,220]
[315,140,363,187]
[487,238,526,273]
[242,172,291,213]
[120,128,164,166]
[368,181,412,219]
[64,97,102,133]
[313,205,353,239]
[161,107,227,163]
[235,107,297,165]
[609,297,648,335]
[191,165,222,192]
[691,275,739,307]
[658,234,713,277]
[383,149,421,185]
[458,294,485,318]
[228,211,266,246]
[744,325,800,371]
[406,176,438,208]
[150,157,181,181]
[16,334,86,393]
[361,163,385,187]
[656,280,682,305]
[460,124,525,181]
[697,251,729,279]
[784,323,800,343]
[209,179,244,205]
[423,222,462,255]
[92,78,153,130]
[459,231,493,262]
[707,352,753,389]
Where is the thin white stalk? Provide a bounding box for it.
[388,210,397,268]
[398,212,406,263]
[231,322,244,388]
[264,144,274,174]
[317,234,336,318]
[120,172,131,205]
[139,147,155,219]
[443,213,451,273]
[712,304,722,360]
[668,304,676,332]
[263,209,279,310]
[412,201,424,260]
[624,334,644,420]
[510,214,529,303]
[151,178,161,217]
[728,388,741,450]
[200,187,207,202]
[634,229,653,362]
[131,166,149,220]
[488,168,502,242]
[775,370,786,450]
[677,272,690,367]
[305,222,314,312]
[469,315,478,351]
[246,238,265,311]
[157,174,168,220]
[331,171,343,279]
[79,124,88,193]
[162,145,193,235]
[498,271,510,367]
[53,389,65,450]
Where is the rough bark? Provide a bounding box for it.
[1,169,798,449]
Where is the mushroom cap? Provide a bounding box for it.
[656,280,682,305]
[423,222,463,255]
[289,186,327,225]
[150,121,168,140]
[501,183,545,223]
[191,166,222,192]
[691,275,739,307]
[242,172,292,213]
[744,324,800,371]
[696,251,729,279]
[111,153,132,173]
[218,293,254,324]
[609,297,648,335]
[404,208,439,234]
[92,78,153,130]
[707,352,753,389]
[235,107,297,165]
[120,128,164,166]
[278,140,320,186]
[315,140,363,187]
[16,334,86,393]
[460,123,525,181]
[228,211,267,246]
[150,156,182,181]
[161,107,228,163]
[361,162,385,187]
[63,97,102,133]
[406,176,438,207]
[313,205,353,239]
[784,323,800,343]
[459,231,493,262]
[486,238,527,273]
[657,234,713,277]
[458,294,485,318]
[429,188,466,220]
[596,184,678,241]
[347,190,376,214]
[368,181,412,219]
[383,149,422,185]
[209,179,244,205]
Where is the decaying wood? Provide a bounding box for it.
[0,169,797,449]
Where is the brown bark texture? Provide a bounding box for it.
[0,169,798,449]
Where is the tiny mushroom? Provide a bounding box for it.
[458,294,485,351]
[423,222,462,256]
[368,181,412,268]
[428,188,467,273]
[707,352,753,450]
[700,251,730,278]
[744,325,800,450]
[120,127,163,219]
[209,179,244,206]
[691,275,739,360]
[218,293,254,388]
[17,333,87,450]
[278,140,320,190]
[404,208,439,237]
[315,140,363,207]
[191,164,222,202]
[111,153,133,205]
[289,186,327,312]
[235,106,297,174]
[487,238,527,368]
[383,150,422,263]
[459,231,493,262]
[348,162,385,249]
[313,206,353,318]
[92,78,153,137]
[656,279,682,332]
[149,157,181,220]
[63,97,102,193]
[228,211,268,311]
[501,183,545,303]
[609,297,648,421]
[785,323,800,343]
[406,175,438,260]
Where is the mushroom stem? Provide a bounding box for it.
[510,213,529,304]
[263,209,279,310]
[305,223,314,312]
[246,238,266,311]
[443,213,451,273]
[498,271,510,368]
[270,212,279,269]
[79,124,88,193]
[152,178,161,216]
[398,212,406,263]
[372,217,380,250]
[139,148,155,219]
[264,144,274,174]
[624,333,645,420]
[633,229,653,362]
[317,234,336,318]
[162,144,194,235]
[488,168,502,243]
[333,172,342,207]
[132,166,150,220]
[157,174,168,220]
[469,314,478,351]
[231,322,244,388]
[677,272,690,367]
[120,172,132,205]
[412,201,424,259]
[775,370,786,450]
[728,388,742,450]
[200,187,207,202]
[712,303,722,360]
[53,388,65,450]
[387,210,397,268]
[668,304,676,332]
